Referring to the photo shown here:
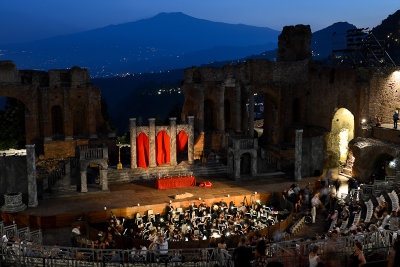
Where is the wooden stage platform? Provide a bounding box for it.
[9,175,319,229]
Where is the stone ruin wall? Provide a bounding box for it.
[0,61,109,158]
[182,24,400,178]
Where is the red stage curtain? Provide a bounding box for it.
[156,131,170,165]
[177,130,188,154]
[137,133,149,169]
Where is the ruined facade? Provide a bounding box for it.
[0,61,110,158]
[182,25,400,181]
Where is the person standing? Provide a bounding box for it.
[349,241,366,267]
[309,245,320,267]
[311,193,322,223]
[233,237,253,267]
[394,110,399,129]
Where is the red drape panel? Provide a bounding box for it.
[177,131,188,154]
[137,133,149,169]
[156,131,170,165]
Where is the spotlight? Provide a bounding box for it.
[361,119,366,124]
[104,206,107,210]
[137,203,140,206]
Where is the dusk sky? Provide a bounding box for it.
[1,0,399,44]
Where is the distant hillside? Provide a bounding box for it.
[0,12,279,77]
[311,22,357,60]
[94,21,362,132]
[372,9,400,64]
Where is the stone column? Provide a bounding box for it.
[42,88,52,142]
[169,118,177,166]
[197,88,205,133]
[130,118,137,169]
[100,170,108,191]
[188,116,195,164]
[149,118,156,168]
[88,89,98,139]
[295,129,303,181]
[81,171,88,193]
[217,86,225,133]
[26,145,38,207]
[235,86,242,133]
[63,88,73,140]
[251,152,258,176]
[248,93,255,137]
[234,156,241,180]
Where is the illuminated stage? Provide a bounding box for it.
[12,175,319,229]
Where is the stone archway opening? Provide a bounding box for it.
[177,130,188,163]
[204,99,215,132]
[371,153,395,180]
[51,105,64,140]
[86,163,101,186]
[0,97,26,150]
[326,108,355,167]
[240,153,251,175]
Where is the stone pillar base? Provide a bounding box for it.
[1,193,27,213]
[65,135,74,141]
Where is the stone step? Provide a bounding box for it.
[107,163,228,184]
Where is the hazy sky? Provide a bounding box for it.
[1,0,399,44]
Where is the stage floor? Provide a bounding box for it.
[24,175,320,217]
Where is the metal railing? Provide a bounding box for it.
[78,145,108,160]
[0,222,42,245]
[0,229,395,266]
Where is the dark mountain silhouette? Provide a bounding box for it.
[311,22,357,60]
[0,12,279,76]
[93,21,361,132]
[372,10,400,64]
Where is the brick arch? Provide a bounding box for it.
[0,85,38,145]
[0,61,110,156]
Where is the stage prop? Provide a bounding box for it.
[156,131,170,165]
[177,131,188,154]
[137,133,149,169]
[156,175,196,190]
[130,117,194,170]
[172,192,194,199]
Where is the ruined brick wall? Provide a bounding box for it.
[0,61,109,157]
[368,71,400,124]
